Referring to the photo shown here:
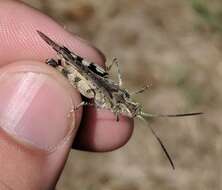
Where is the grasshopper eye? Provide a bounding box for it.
[123,90,130,98]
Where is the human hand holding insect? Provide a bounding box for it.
[0,0,204,189]
[0,1,133,189]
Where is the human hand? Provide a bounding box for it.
[0,1,133,189]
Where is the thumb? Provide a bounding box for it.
[0,61,82,190]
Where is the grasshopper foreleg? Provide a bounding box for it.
[130,84,151,96]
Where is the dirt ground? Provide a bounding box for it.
[21,0,222,189]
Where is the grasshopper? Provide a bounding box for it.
[37,30,203,169]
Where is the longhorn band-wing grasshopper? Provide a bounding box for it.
[37,30,203,169]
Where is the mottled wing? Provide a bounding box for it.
[37,30,108,77]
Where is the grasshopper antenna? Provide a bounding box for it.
[137,115,175,170]
[140,112,203,118]
[37,30,61,52]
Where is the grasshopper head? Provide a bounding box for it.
[113,89,142,118]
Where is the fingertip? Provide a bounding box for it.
[0,60,84,149]
[74,108,134,152]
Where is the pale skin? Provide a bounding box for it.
[0,0,133,189]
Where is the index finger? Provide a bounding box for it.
[0,0,105,65]
[0,0,133,151]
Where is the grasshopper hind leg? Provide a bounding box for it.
[46,58,70,77]
[46,58,61,67]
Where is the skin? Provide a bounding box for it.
[0,0,134,189]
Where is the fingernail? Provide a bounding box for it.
[0,72,75,151]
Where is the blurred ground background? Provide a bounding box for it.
[21,0,221,189]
